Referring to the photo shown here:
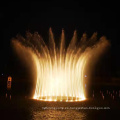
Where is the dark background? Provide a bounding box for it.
[0,2,119,95]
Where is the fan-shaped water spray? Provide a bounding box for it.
[12,28,110,102]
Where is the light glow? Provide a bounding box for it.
[33,29,86,101]
[12,28,110,102]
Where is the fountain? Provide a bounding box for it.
[12,28,110,102]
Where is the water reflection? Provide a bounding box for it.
[33,110,86,120]
[0,98,119,120]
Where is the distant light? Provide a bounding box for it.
[85,75,87,77]
[2,73,3,76]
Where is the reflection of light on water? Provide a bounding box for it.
[33,110,86,120]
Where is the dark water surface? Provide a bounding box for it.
[0,95,120,120]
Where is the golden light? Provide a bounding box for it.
[12,28,110,102]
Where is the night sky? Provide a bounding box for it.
[0,2,119,83]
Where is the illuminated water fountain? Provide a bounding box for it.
[12,28,110,102]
